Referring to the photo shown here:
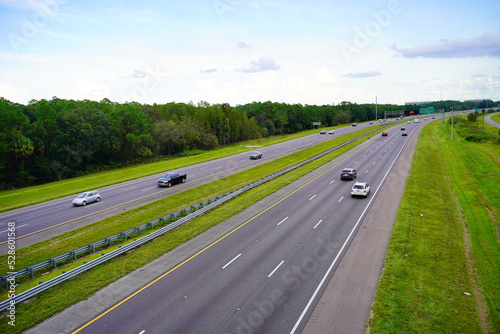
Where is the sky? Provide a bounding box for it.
[0,0,499,106]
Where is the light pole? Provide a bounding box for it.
[451,107,454,140]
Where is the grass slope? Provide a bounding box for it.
[369,121,499,333]
[0,128,374,333]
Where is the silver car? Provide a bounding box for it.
[72,190,101,206]
[249,151,263,159]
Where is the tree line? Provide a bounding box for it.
[0,97,496,189]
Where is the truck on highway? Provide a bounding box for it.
[157,172,187,187]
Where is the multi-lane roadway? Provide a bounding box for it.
[52,122,420,334]
[0,121,385,252]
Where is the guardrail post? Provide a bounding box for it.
[70,250,76,260]
[51,258,57,269]
[90,244,95,254]
[28,266,34,278]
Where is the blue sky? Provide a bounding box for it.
[1,0,499,106]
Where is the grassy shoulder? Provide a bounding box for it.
[491,112,500,123]
[0,128,377,333]
[368,121,499,333]
[0,128,323,213]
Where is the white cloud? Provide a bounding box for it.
[391,32,500,58]
[238,57,280,73]
[343,71,382,78]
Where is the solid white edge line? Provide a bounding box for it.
[277,217,288,226]
[268,260,284,277]
[222,253,242,269]
[289,135,411,334]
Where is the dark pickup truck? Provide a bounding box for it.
[157,172,187,187]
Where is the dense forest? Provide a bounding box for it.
[0,97,497,189]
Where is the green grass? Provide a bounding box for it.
[0,127,375,275]
[480,114,500,139]
[0,128,324,213]
[0,127,378,334]
[490,112,500,123]
[369,120,499,333]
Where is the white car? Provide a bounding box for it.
[351,182,371,198]
[72,190,101,206]
[328,130,335,134]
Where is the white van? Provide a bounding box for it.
[414,119,420,123]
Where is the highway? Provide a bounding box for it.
[0,121,384,252]
[63,122,419,334]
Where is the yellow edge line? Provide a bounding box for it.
[1,134,354,245]
[71,146,362,333]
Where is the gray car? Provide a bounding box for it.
[250,151,263,159]
[341,168,357,180]
[72,190,101,206]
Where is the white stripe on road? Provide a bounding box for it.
[222,253,242,269]
[0,224,29,234]
[277,217,288,226]
[290,128,413,334]
[268,260,284,277]
[313,220,322,229]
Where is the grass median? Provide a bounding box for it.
[0,127,377,333]
[368,120,499,333]
[0,128,322,213]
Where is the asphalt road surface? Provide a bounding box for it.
[0,121,383,253]
[26,121,422,334]
[484,112,500,128]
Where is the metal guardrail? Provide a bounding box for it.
[0,128,381,311]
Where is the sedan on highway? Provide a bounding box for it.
[249,151,263,159]
[382,132,388,136]
[351,182,371,197]
[72,191,101,206]
[402,131,408,136]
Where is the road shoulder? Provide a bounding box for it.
[301,125,422,334]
